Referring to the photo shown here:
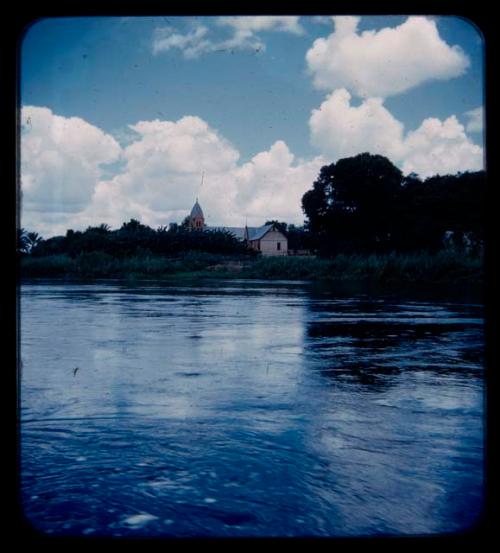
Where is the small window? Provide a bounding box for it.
[277,242,281,250]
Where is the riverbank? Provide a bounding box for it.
[19,250,483,285]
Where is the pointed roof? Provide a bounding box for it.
[190,199,204,218]
[249,224,273,241]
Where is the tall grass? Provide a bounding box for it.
[20,250,483,283]
[239,251,483,282]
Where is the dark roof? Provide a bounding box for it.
[208,224,276,241]
[190,200,204,218]
[248,224,273,240]
[208,226,246,240]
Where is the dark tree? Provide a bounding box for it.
[286,224,315,252]
[120,219,151,233]
[17,228,28,254]
[397,170,485,252]
[26,232,43,252]
[86,223,111,234]
[264,220,288,234]
[302,153,403,254]
[303,152,485,255]
[17,229,43,254]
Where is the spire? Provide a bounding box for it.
[190,199,204,218]
[189,197,205,231]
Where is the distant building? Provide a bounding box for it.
[187,198,206,230]
[214,224,288,256]
[185,199,288,256]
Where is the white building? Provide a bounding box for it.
[186,200,288,256]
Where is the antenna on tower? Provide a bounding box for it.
[196,171,204,202]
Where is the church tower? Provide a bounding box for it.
[188,198,205,230]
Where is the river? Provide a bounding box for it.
[19,279,485,537]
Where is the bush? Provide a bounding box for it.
[20,250,483,284]
[20,254,74,277]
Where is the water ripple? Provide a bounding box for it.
[20,281,484,537]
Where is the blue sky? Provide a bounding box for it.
[20,15,485,237]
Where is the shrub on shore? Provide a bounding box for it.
[20,250,483,284]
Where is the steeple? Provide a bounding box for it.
[188,198,205,230]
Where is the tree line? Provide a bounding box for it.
[17,219,253,259]
[18,152,485,259]
[301,153,485,256]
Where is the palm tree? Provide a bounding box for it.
[17,228,28,253]
[18,230,43,253]
[86,223,111,234]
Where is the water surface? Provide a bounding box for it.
[19,280,485,537]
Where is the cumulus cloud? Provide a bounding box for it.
[233,141,325,223]
[20,106,121,214]
[21,100,484,239]
[153,16,303,58]
[306,16,470,98]
[401,116,484,177]
[126,116,239,179]
[464,107,484,133]
[87,115,241,230]
[309,88,405,161]
[21,107,326,236]
[97,121,323,228]
[308,89,483,178]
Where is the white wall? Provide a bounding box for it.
[260,229,288,256]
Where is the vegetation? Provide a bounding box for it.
[302,153,485,256]
[21,220,253,258]
[19,251,248,279]
[18,153,485,284]
[20,249,482,284]
[246,251,482,282]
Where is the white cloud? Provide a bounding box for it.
[152,24,213,59]
[21,100,484,239]
[217,16,304,35]
[308,89,483,178]
[309,88,405,161]
[233,141,325,224]
[310,16,333,25]
[306,16,470,98]
[401,115,484,177]
[21,108,325,237]
[86,115,241,230]
[97,120,323,229]
[153,16,303,58]
[20,106,121,215]
[125,116,240,178]
[464,107,484,133]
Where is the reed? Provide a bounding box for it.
[20,250,483,283]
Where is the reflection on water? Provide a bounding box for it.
[20,280,484,537]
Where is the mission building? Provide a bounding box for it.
[186,199,288,256]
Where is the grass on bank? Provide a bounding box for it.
[19,249,483,284]
[243,251,483,282]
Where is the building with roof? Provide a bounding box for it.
[185,199,288,256]
[187,199,206,230]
